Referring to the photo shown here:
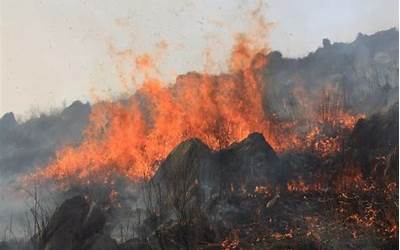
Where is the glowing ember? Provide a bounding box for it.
[286,177,324,193]
[271,229,293,240]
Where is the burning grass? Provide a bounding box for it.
[4,3,397,249]
[217,178,398,249]
[26,37,363,190]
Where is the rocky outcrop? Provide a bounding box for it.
[349,103,399,182]
[218,132,282,190]
[0,101,90,175]
[148,133,281,236]
[262,28,399,120]
[39,196,116,250]
[0,112,17,131]
[154,132,281,200]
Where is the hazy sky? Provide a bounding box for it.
[1,0,398,118]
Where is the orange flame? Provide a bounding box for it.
[30,38,292,186]
[27,6,363,188]
[28,35,364,188]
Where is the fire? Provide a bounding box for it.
[31,7,278,186]
[30,38,287,185]
[299,105,365,157]
[290,80,365,157]
[221,229,240,249]
[26,35,364,188]
[255,185,273,195]
[26,5,363,188]
[271,229,293,240]
[286,177,324,193]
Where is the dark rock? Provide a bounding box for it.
[218,132,282,190]
[0,112,17,130]
[40,196,90,250]
[154,133,280,204]
[149,133,281,234]
[349,103,399,182]
[153,137,217,206]
[40,196,107,250]
[322,38,331,48]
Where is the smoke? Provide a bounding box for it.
[0,26,397,240]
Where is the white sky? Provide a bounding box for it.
[1,0,398,118]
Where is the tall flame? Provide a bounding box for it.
[30,38,363,187]
[31,38,285,185]
[28,4,363,187]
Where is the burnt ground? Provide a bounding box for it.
[215,188,398,249]
[17,105,395,250]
